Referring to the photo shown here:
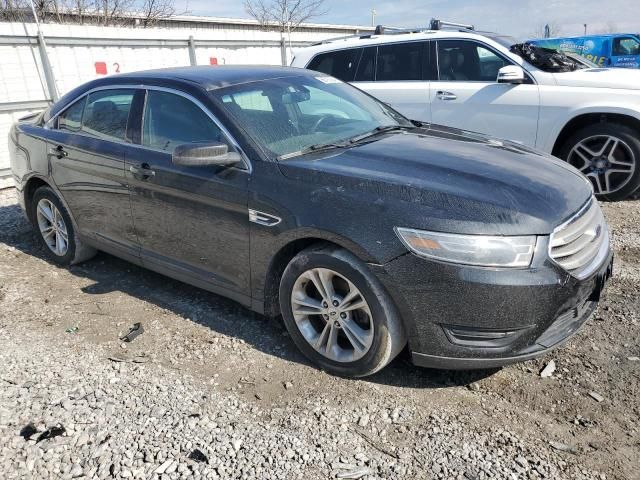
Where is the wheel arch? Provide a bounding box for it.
[23,175,53,224]
[552,112,640,157]
[262,237,348,317]
[260,226,384,318]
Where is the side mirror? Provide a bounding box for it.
[172,142,241,168]
[497,65,527,84]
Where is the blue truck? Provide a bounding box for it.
[529,34,640,68]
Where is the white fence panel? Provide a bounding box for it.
[0,44,48,103]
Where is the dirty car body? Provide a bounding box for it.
[8,66,613,375]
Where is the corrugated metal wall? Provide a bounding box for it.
[0,20,368,187]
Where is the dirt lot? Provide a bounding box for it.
[0,187,638,480]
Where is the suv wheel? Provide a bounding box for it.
[279,245,406,377]
[560,123,640,201]
[31,186,96,265]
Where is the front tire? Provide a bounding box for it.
[559,122,640,201]
[30,186,96,265]
[279,245,406,377]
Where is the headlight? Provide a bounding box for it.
[395,227,537,267]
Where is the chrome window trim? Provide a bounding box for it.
[45,84,252,172]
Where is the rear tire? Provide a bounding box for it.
[30,186,96,265]
[279,245,406,377]
[559,122,640,201]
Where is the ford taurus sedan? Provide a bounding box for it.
[9,66,613,377]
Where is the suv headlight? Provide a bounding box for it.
[395,227,537,267]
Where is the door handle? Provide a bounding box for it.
[50,145,68,159]
[436,91,457,101]
[129,163,156,179]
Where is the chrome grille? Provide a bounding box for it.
[549,199,608,278]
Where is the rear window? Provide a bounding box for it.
[307,48,361,82]
[355,46,376,81]
[376,42,424,81]
[82,89,135,141]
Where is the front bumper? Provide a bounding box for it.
[370,240,613,370]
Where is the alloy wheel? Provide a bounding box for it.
[36,198,69,256]
[290,268,374,363]
[567,135,636,195]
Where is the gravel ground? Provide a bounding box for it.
[0,187,638,480]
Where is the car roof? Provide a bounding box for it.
[48,65,315,120]
[116,65,313,90]
[295,30,507,58]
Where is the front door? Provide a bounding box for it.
[125,89,251,297]
[42,88,139,259]
[430,40,540,147]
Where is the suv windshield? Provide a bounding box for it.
[212,75,412,159]
[510,43,587,72]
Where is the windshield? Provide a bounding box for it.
[211,75,411,159]
[510,43,587,72]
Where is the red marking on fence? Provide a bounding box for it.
[95,62,107,75]
[209,57,218,65]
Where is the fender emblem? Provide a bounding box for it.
[249,209,282,227]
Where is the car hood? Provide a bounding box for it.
[553,67,640,90]
[278,125,593,236]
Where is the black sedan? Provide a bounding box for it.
[9,66,613,376]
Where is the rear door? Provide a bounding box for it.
[429,39,540,146]
[352,41,432,122]
[125,88,251,297]
[42,88,140,260]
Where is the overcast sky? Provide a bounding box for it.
[179,0,638,38]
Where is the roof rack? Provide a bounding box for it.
[374,19,474,35]
[310,18,475,46]
[311,31,375,46]
[429,19,475,31]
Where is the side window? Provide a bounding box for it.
[613,37,640,56]
[437,40,508,82]
[354,46,376,82]
[307,49,361,82]
[143,90,226,153]
[376,42,423,81]
[82,89,134,141]
[56,98,85,133]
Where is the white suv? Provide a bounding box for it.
[291,20,640,200]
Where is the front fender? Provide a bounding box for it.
[540,102,640,153]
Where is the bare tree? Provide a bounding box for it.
[0,0,29,21]
[94,0,134,26]
[245,0,327,64]
[138,0,184,27]
[0,0,184,25]
[72,0,92,24]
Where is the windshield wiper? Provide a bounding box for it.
[277,141,350,160]
[345,124,414,144]
[277,125,414,160]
